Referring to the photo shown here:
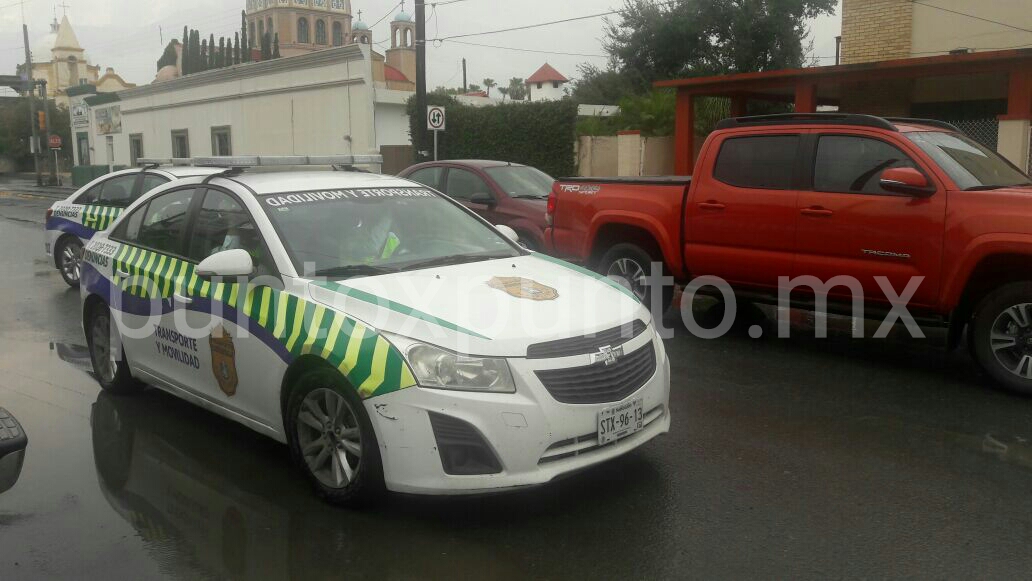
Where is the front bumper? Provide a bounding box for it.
[365,328,671,495]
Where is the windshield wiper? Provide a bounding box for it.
[398,252,514,272]
[314,264,397,279]
[964,185,1007,191]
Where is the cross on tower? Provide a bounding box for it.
[58,1,71,17]
[357,9,362,20]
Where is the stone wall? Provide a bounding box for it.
[840,0,913,65]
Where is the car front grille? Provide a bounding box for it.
[526,320,646,359]
[534,341,657,404]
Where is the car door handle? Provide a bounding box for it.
[173,293,193,305]
[800,207,834,217]
[698,201,726,211]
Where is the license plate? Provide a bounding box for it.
[597,398,644,445]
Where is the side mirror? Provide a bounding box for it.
[470,192,495,205]
[196,249,254,278]
[495,224,520,244]
[880,167,933,196]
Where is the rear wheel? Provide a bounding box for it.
[286,368,385,506]
[971,282,1032,395]
[86,304,141,394]
[57,237,84,288]
[598,243,673,314]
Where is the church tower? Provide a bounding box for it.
[386,7,416,84]
[244,0,353,58]
[350,10,371,44]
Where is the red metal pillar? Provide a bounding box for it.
[1002,67,1032,120]
[675,89,695,175]
[794,82,818,113]
[730,94,748,117]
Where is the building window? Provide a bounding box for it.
[298,17,310,43]
[315,19,327,44]
[249,21,256,45]
[553,81,560,89]
[267,17,273,34]
[129,134,144,166]
[258,20,265,42]
[332,21,343,46]
[536,82,542,89]
[79,78,88,85]
[211,126,232,156]
[171,129,190,158]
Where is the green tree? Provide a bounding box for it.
[273,32,281,58]
[209,34,216,69]
[482,78,496,97]
[569,63,635,105]
[604,0,835,91]
[234,32,240,64]
[0,98,71,170]
[200,39,208,71]
[190,29,200,72]
[218,37,226,68]
[498,87,509,102]
[156,40,178,71]
[241,11,250,61]
[507,77,527,101]
[468,83,481,92]
[181,26,190,73]
[261,31,271,61]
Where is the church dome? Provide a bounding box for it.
[393,11,413,22]
[354,20,369,31]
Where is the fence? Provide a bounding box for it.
[947,118,999,151]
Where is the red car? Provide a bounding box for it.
[399,160,553,251]
[547,113,1032,394]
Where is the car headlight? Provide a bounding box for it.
[406,343,515,393]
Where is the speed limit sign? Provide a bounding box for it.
[427,106,446,131]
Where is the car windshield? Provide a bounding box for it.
[905,131,1032,191]
[261,186,522,278]
[484,165,554,199]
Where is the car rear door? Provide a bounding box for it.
[792,131,946,308]
[685,131,806,289]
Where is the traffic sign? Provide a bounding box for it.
[427,106,446,131]
[48,135,62,149]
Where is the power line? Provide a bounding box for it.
[439,38,607,58]
[370,1,403,29]
[432,9,622,41]
[909,1,1032,35]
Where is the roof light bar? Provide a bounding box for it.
[190,155,383,168]
[136,158,172,166]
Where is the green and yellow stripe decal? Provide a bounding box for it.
[81,205,123,232]
[111,245,416,398]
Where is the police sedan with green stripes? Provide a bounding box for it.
[45,165,222,287]
[79,164,671,505]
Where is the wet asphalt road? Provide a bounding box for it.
[2,191,1032,579]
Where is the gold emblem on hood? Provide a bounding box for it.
[487,277,558,301]
[209,324,239,396]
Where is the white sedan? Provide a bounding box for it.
[78,159,671,505]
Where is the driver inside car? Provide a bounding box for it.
[338,209,400,264]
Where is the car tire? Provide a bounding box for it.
[85,303,142,394]
[518,235,540,252]
[286,368,385,506]
[57,237,84,288]
[970,282,1032,395]
[598,243,673,314]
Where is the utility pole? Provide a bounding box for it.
[40,80,57,185]
[22,24,42,186]
[415,0,427,159]
[462,58,467,93]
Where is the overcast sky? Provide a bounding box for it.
[0,0,842,97]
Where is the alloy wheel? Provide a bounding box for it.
[296,388,363,489]
[61,241,83,283]
[989,303,1032,379]
[607,258,647,302]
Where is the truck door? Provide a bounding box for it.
[793,131,946,308]
[685,132,805,289]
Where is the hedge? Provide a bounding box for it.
[407,95,578,178]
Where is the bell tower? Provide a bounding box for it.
[386,4,416,82]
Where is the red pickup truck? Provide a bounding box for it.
[545,113,1032,393]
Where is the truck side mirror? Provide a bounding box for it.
[880,167,933,197]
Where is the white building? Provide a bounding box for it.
[71,42,415,170]
[525,63,569,102]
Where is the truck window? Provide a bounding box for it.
[712,135,799,190]
[814,135,918,195]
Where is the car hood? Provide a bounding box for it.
[305,254,649,357]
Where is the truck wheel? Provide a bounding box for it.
[57,237,84,288]
[286,368,385,506]
[599,243,673,314]
[971,282,1032,395]
[86,304,142,394]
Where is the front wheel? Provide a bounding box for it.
[86,304,142,394]
[598,243,673,314]
[971,282,1032,395]
[57,237,84,288]
[286,368,385,506]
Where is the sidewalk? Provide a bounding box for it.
[0,175,75,200]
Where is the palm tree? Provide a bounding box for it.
[498,87,509,102]
[483,78,496,97]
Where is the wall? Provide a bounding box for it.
[373,89,412,148]
[576,134,674,177]
[576,136,618,177]
[840,0,913,65]
[528,82,567,102]
[89,45,377,167]
[911,0,1032,56]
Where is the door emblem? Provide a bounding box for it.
[590,344,624,366]
[487,277,558,301]
[862,249,911,260]
[209,324,239,396]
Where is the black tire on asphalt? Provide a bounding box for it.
[86,303,142,394]
[285,368,386,507]
[598,243,674,314]
[970,281,1032,395]
[57,237,84,289]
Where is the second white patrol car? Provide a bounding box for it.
[79,157,671,505]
